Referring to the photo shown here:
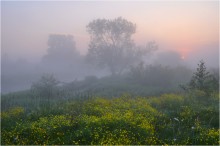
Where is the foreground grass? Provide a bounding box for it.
[1,92,219,145]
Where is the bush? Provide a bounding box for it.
[148,94,184,113]
[31,74,59,99]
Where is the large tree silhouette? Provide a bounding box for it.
[86,17,156,75]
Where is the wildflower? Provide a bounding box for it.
[191,126,195,130]
[173,138,177,141]
[174,117,179,122]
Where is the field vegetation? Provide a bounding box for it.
[1,61,219,145]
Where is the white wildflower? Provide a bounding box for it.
[14,136,18,141]
[174,117,179,122]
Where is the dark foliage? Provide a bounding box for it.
[180,60,219,94]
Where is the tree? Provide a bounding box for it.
[189,60,209,91]
[42,34,80,64]
[86,17,157,75]
[180,60,218,94]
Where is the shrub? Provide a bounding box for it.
[31,74,59,99]
[148,94,184,113]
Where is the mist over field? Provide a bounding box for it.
[1,1,219,145]
[1,1,219,93]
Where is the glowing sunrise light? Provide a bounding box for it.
[181,55,185,60]
[179,47,191,61]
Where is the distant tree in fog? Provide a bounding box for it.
[86,17,157,75]
[42,34,80,64]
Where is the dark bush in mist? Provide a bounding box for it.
[31,74,60,99]
[130,62,192,88]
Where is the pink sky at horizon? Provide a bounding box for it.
[2,1,219,65]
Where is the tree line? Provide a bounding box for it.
[42,17,157,76]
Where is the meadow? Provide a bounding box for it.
[2,2,219,145]
[1,62,219,145]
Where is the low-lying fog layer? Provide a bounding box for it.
[1,39,218,94]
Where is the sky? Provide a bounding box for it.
[1,1,219,66]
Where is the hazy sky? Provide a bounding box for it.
[1,1,219,66]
